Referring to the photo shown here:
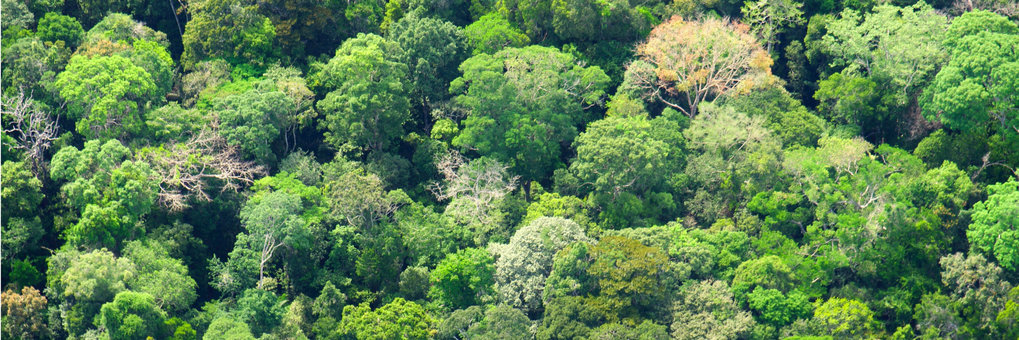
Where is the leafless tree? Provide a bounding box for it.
[325,169,402,231]
[947,0,1019,19]
[429,151,518,226]
[141,130,266,211]
[1,90,59,175]
[258,231,284,290]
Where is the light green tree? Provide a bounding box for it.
[967,180,1019,270]
[923,10,1019,136]
[122,241,197,313]
[96,291,168,340]
[338,298,434,340]
[741,0,805,53]
[463,13,530,55]
[316,33,410,154]
[430,247,495,309]
[52,55,158,139]
[811,298,881,339]
[451,45,609,186]
[50,140,158,250]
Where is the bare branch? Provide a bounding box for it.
[429,151,519,226]
[141,130,266,211]
[1,89,59,175]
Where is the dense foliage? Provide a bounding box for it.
[2,0,1019,339]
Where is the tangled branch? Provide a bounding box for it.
[1,90,59,175]
[142,130,266,211]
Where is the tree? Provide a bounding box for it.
[463,13,530,55]
[1,36,70,98]
[436,306,483,340]
[719,82,826,147]
[344,0,386,33]
[235,289,286,337]
[400,266,430,300]
[451,45,609,185]
[913,293,961,339]
[467,304,532,339]
[774,138,937,284]
[1,287,50,340]
[1,161,45,261]
[812,71,895,135]
[622,16,772,117]
[50,140,158,250]
[316,33,410,154]
[811,298,881,339]
[536,296,607,340]
[213,81,293,162]
[397,202,468,267]
[543,236,678,322]
[78,13,169,50]
[568,113,685,198]
[732,255,796,297]
[2,90,59,173]
[741,0,805,53]
[138,130,266,211]
[923,10,1019,136]
[338,298,434,340]
[747,287,812,328]
[53,249,136,303]
[52,55,158,139]
[180,60,231,108]
[492,217,590,314]
[75,14,174,96]
[522,193,597,234]
[1,0,33,31]
[263,66,316,152]
[683,103,782,224]
[181,0,278,69]
[46,248,137,336]
[37,12,84,47]
[430,247,495,309]
[494,0,553,39]
[430,152,518,243]
[311,281,347,338]
[820,3,948,105]
[557,0,653,42]
[96,291,168,340]
[225,191,306,291]
[122,241,197,313]
[388,14,470,111]
[967,180,1019,270]
[324,167,402,231]
[256,0,341,60]
[587,321,669,340]
[671,280,756,340]
[940,252,1013,336]
[204,316,256,340]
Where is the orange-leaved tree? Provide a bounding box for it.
[623,16,772,118]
